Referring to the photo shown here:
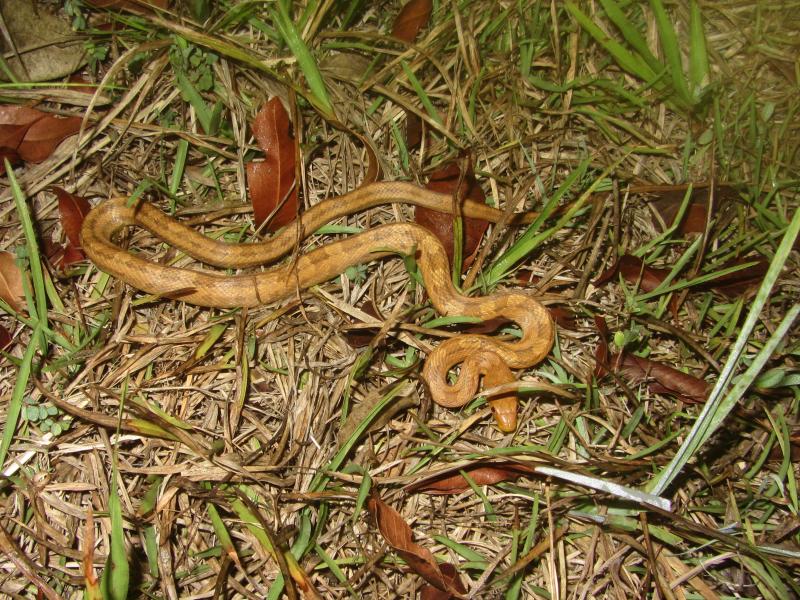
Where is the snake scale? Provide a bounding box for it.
[80,181,554,431]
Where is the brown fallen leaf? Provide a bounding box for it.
[0,148,22,175]
[342,300,381,348]
[16,113,82,163]
[392,0,433,43]
[594,254,670,293]
[0,251,25,311]
[639,183,740,234]
[594,316,709,404]
[699,257,769,298]
[0,105,43,149]
[405,112,423,149]
[246,98,298,231]
[596,252,767,300]
[405,460,536,495]
[52,187,91,248]
[421,563,465,600]
[49,243,86,270]
[368,494,465,597]
[615,353,710,404]
[415,160,489,269]
[548,306,577,330]
[0,324,12,352]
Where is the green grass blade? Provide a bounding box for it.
[100,464,130,599]
[7,160,48,348]
[649,0,692,108]
[169,139,189,197]
[271,3,335,120]
[566,2,658,83]
[0,324,41,468]
[486,158,617,286]
[400,61,443,126]
[688,0,710,102]
[207,501,240,567]
[649,207,800,495]
[599,0,661,73]
[174,69,213,133]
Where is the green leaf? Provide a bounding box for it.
[100,467,130,599]
[649,0,692,107]
[688,0,710,102]
[271,3,335,120]
[566,2,658,83]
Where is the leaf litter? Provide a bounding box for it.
[0,1,798,598]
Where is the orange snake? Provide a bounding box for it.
[80,181,554,431]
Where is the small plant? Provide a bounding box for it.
[567,0,712,115]
[63,0,87,31]
[24,397,72,436]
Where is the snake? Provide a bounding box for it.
[80,181,554,431]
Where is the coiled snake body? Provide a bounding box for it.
[81,181,554,431]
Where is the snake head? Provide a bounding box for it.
[488,394,518,433]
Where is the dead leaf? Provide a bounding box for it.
[548,306,577,330]
[0,0,86,82]
[594,316,709,403]
[343,301,381,348]
[405,112,423,149]
[49,242,86,270]
[639,183,740,234]
[421,563,465,600]
[616,353,710,404]
[0,104,43,149]
[52,187,91,248]
[0,148,22,175]
[406,461,536,495]
[368,494,465,597]
[595,254,669,293]
[415,160,489,269]
[0,324,12,352]
[17,113,82,162]
[700,257,769,298]
[0,251,25,311]
[392,0,433,43]
[246,98,298,231]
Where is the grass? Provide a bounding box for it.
[0,1,798,598]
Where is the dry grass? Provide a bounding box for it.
[0,1,798,598]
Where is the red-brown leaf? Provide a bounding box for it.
[421,563,466,600]
[405,112,423,149]
[407,462,536,495]
[52,187,91,248]
[701,258,769,298]
[0,251,25,311]
[644,184,740,234]
[17,114,82,162]
[50,243,86,269]
[0,105,44,149]
[0,324,12,352]
[343,301,381,348]
[595,254,669,293]
[616,354,710,404]
[246,98,298,231]
[415,161,489,268]
[593,316,709,403]
[548,306,577,330]
[0,147,22,175]
[593,315,611,378]
[368,494,465,596]
[392,0,433,42]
